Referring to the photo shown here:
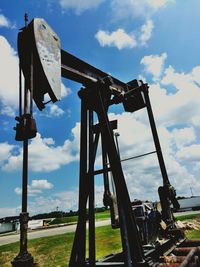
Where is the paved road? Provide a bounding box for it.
[0,219,111,246]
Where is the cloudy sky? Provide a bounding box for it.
[0,0,200,218]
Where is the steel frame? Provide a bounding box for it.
[15,17,200,267]
[69,82,145,267]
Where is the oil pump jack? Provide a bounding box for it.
[12,16,200,267]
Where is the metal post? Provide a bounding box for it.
[102,136,111,208]
[114,132,120,157]
[12,52,34,267]
[88,110,95,266]
[142,85,174,224]
[142,86,169,186]
[12,13,35,267]
[69,99,88,267]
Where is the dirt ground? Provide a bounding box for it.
[176,218,200,230]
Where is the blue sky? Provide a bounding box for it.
[1,0,200,218]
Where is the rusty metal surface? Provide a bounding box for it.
[162,256,187,263]
[18,18,61,110]
[178,239,200,247]
[179,247,199,267]
[158,240,200,267]
[33,18,61,102]
[61,49,128,94]
[173,247,195,256]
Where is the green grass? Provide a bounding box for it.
[1,212,200,266]
[186,229,200,239]
[49,216,78,225]
[0,225,121,267]
[95,210,110,221]
[50,210,110,225]
[175,213,200,221]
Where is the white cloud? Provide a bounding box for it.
[26,184,105,215]
[29,195,62,215]
[61,83,71,98]
[161,65,200,93]
[141,53,167,80]
[171,127,196,149]
[3,123,80,172]
[176,144,200,162]
[59,0,104,14]
[0,142,16,165]
[139,19,154,46]
[95,29,137,50]
[156,65,200,126]
[15,179,54,196]
[110,0,174,20]
[0,207,18,218]
[31,179,54,190]
[0,36,19,116]
[14,187,22,195]
[108,112,153,156]
[146,82,200,127]
[149,0,171,9]
[49,104,65,117]
[0,105,15,117]
[191,116,200,127]
[191,66,200,85]
[0,14,13,28]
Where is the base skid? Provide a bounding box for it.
[83,238,200,267]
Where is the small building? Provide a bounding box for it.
[28,219,43,230]
[28,218,54,230]
[0,216,55,233]
[0,216,20,234]
[0,222,14,233]
[177,196,200,211]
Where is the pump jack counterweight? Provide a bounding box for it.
[13,16,200,267]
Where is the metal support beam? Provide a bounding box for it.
[61,50,128,94]
[88,110,96,266]
[12,15,35,266]
[142,84,179,226]
[69,100,88,266]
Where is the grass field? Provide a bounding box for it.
[49,216,78,225]
[175,213,200,221]
[49,210,110,225]
[1,212,200,267]
[50,210,200,226]
[0,225,121,267]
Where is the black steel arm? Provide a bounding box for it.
[61,49,127,94]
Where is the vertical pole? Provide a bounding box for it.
[30,53,33,116]
[88,110,95,266]
[142,85,170,186]
[19,13,30,255]
[102,137,110,207]
[19,64,22,117]
[142,85,174,224]
[12,13,34,267]
[69,99,88,266]
[20,139,29,253]
[114,132,120,158]
[102,134,119,228]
